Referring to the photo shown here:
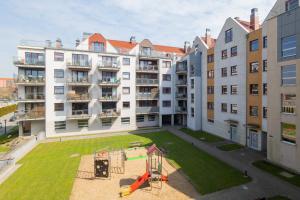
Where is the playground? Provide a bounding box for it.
[70,145,200,200]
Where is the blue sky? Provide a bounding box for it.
[0,0,275,77]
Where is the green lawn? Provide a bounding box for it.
[180,128,224,143]
[0,131,250,200]
[253,160,300,187]
[0,144,9,153]
[217,143,243,151]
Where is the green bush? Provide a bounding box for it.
[0,104,17,117]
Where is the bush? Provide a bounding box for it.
[0,104,17,117]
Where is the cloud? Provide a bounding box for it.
[0,0,276,77]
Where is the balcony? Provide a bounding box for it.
[99,94,120,102]
[99,109,120,118]
[98,62,120,71]
[136,107,159,114]
[13,57,45,68]
[15,76,45,86]
[176,93,187,100]
[136,78,159,86]
[66,60,92,70]
[67,109,90,120]
[67,93,91,102]
[17,110,45,121]
[139,50,170,59]
[66,78,91,86]
[17,93,45,103]
[136,65,159,73]
[176,80,187,86]
[136,93,159,100]
[176,65,187,74]
[175,106,187,114]
[98,78,120,87]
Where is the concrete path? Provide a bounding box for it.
[166,127,300,200]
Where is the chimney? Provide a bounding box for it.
[45,40,52,48]
[184,41,190,53]
[234,17,240,21]
[205,28,212,47]
[75,39,80,47]
[130,36,136,44]
[55,38,62,48]
[250,8,259,30]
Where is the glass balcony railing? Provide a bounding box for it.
[136,107,159,114]
[136,65,158,72]
[136,93,159,100]
[98,78,120,85]
[66,59,92,69]
[13,57,45,66]
[136,78,159,85]
[18,93,45,101]
[15,76,45,84]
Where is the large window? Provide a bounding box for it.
[191,79,194,89]
[191,93,194,103]
[250,62,259,73]
[207,70,214,79]
[250,106,258,117]
[121,117,130,125]
[25,52,45,65]
[123,101,130,108]
[250,39,259,51]
[225,29,233,43]
[162,61,171,68]
[281,65,296,85]
[54,86,64,95]
[72,54,89,66]
[148,115,156,121]
[281,123,296,144]
[191,107,195,117]
[282,94,296,114]
[281,35,296,58]
[263,107,267,118]
[231,46,237,57]
[250,84,259,95]
[91,42,105,52]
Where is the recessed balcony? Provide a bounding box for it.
[176,93,187,100]
[98,109,120,118]
[15,76,45,86]
[136,93,159,100]
[176,79,187,86]
[17,110,45,121]
[136,107,159,114]
[13,57,45,68]
[136,78,159,86]
[175,106,187,114]
[67,109,90,120]
[17,93,45,103]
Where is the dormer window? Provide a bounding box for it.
[285,0,299,11]
[92,42,105,52]
[141,47,151,56]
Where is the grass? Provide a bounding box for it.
[217,143,243,151]
[253,160,300,187]
[0,131,250,199]
[268,195,291,200]
[0,144,9,152]
[180,128,224,143]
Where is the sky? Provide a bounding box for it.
[0,0,276,77]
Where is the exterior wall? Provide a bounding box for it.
[262,24,268,133]
[267,7,300,173]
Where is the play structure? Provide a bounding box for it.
[120,144,168,197]
[94,149,125,178]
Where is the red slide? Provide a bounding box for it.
[130,171,150,192]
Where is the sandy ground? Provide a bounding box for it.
[70,148,200,200]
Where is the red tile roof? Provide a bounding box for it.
[153,44,185,55]
[108,39,137,50]
[236,19,252,31]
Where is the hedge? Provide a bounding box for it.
[0,104,17,117]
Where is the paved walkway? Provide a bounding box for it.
[166,127,300,200]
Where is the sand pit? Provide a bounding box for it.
[70,148,200,200]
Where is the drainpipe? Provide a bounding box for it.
[245,34,249,147]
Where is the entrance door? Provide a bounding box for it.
[23,122,31,136]
[261,131,268,152]
[162,115,172,126]
[249,129,259,149]
[230,125,237,142]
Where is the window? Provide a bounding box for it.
[123,102,130,108]
[285,0,299,11]
[250,39,259,51]
[231,85,238,95]
[54,52,64,61]
[54,103,64,111]
[191,107,195,117]
[207,70,214,79]
[162,61,171,68]
[263,36,267,48]
[78,119,88,128]
[25,52,45,65]
[54,69,64,78]
[250,84,259,95]
[148,115,156,121]
[221,68,227,77]
[221,103,227,112]
[54,86,64,94]
[225,29,233,43]
[207,86,214,94]
[222,50,228,59]
[163,74,171,81]
[231,66,238,76]
[263,60,267,72]
[123,58,130,65]
[122,72,130,80]
[121,117,130,125]
[231,104,238,114]
[250,106,258,117]
[72,54,89,66]
[263,83,267,95]
[281,65,296,85]
[191,93,194,103]
[263,107,267,118]
[222,85,228,95]
[141,47,151,56]
[55,121,66,130]
[163,101,171,107]
[207,54,214,63]
[136,115,144,122]
[102,118,112,126]
[281,123,296,144]
[250,62,259,73]
[281,35,296,58]
[207,102,214,110]
[231,46,237,57]
[191,79,194,89]
[282,94,296,114]
[122,87,130,94]
[91,42,105,52]
[162,87,171,94]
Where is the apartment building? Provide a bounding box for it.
[264,0,300,173]
[14,33,184,137]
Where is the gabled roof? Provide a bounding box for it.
[201,37,216,48]
[108,39,137,50]
[153,44,185,55]
[236,18,261,32]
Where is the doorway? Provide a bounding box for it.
[229,125,237,142]
[249,129,259,150]
[162,115,172,126]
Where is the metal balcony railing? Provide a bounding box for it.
[176,65,187,73]
[136,93,159,100]
[176,80,187,85]
[136,78,159,85]
[176,93,187,99]
[18,93,45,101]
[17,110,45,120]
[99,109,120,118]
[99,94,120,101]
[67,109,90,119]
[176,106,187,113]
[139,50,171,58]
[13,57,45,66]
[136,107,159,114]
[15,76,45,84]
[98,61,120,70]
[66,59,92,69]
[136,65,158,72]
[66,78,91,85]
[98,78,120,85]
[67,93,90,101]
